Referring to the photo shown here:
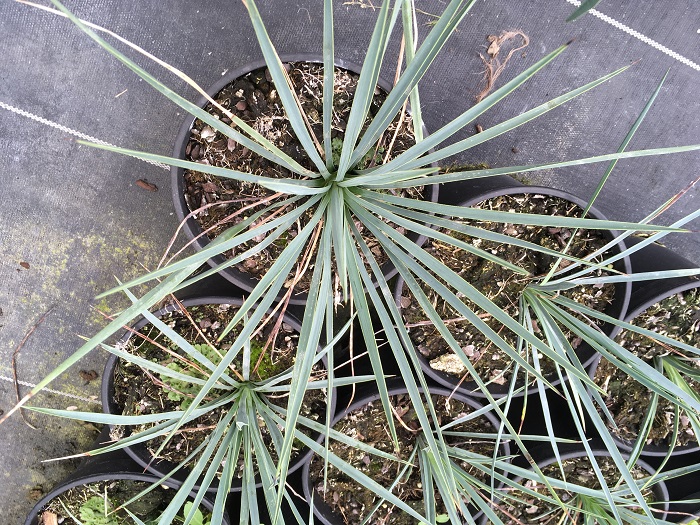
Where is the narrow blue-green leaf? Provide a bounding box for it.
[243,0,330,178]
[366,42,570,177]
[357,196,529,275]
[220,195,330,337]
[567,0,603,21]
[258,179,329,195]
[339,167,438,187]
[540,268,700,289]
[120,287,238,388]
[362,144,700,190]
[360,188,682,232]
[79,140,320,191]
[344,213,460,504]
[158,408,238,525]
[272,225,332,525]
[541,70,669,286]
[401,0,423,143]
[360,196,613,274]
[550,294,700,358]
[398,65,631,171]
[47,0,315,178]
[279,415,431,523]
[336,0,402,181]
[545,299,700,414]
[349,0,478,167]
[323,0,334,168]
[103,345,230,389]
[330,185,348,296]
[0,262,198,424]
[343,229,398,445]
[545,205,700,285]
[97,195,317,295]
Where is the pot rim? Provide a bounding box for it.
[170,54,438,305]
[394,183,632,398]
[101,295,335,492]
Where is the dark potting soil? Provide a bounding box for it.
[39,479,204,525]
[308,392,501,525]
[182,62,422,293]
[487,456,657,525]
[399,194,616,387]
[112,302,329,477]
[594,288,700,448]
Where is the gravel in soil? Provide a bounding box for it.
[487,456,658,524]
[399,193,617,387]
[308,392,502,525]
[39,479,206,525]
[182,62,423,295]
[594,287,700,448]
[111,302,329,479]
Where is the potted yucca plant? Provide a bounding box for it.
[170,56,438,305]
[301,381,511,525]
[24,429,229,525]
[478,443,672,525]
[394,176,632,398]
[5,1,700,524]
[592,240,700,457]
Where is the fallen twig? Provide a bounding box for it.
[12,304,56,429]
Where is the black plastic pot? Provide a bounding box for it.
[590,237,700,457]
[102,295,336,492]
[171,54,438,305]
[477,442,670,525]
[395,176,632,398]
[301,380,511,525]
[24,428,230,525]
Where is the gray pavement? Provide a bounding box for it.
[1,1,698,522]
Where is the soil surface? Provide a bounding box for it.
[594,287,700,448]
[112,302,329,479]
[399,193,617,387]
[488,456,658,524]
[182,62,422,294]
[39,479,206,525]
[308,392,501,525]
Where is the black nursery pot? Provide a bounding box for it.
[171,54,438,305]
[24,428,230,525]
[477,442,670,525]
[590,237,700,457]
[102,295,336,492]
[301,381,511,525]
[395,176,632,398]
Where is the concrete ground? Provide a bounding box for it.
[1,0,698,522]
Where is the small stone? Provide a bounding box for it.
[227,138,237,151]
[400,296,411,308]
[200,126,216,141]
[235,100,247,111]
[462,344,475,357]
[430,353,467,375]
